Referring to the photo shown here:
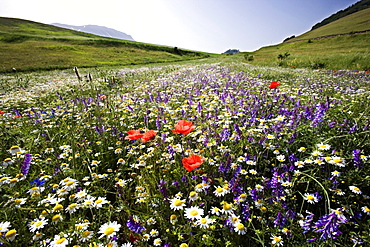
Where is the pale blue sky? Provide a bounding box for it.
[0,0,361,53]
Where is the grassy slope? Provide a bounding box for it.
[244,8,370,70]
[290,8,370,41]
[0,17,215,73]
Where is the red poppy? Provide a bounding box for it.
[182,154,203,172]
[14,115,21,119]
[100,95,106,99]
[125,130,144,140]
[171,120,195,135]
[142,130,157,142]
[0,109,4,114]
[269,81,280,89]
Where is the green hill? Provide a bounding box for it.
[244,8,370,70]
[288,8,370,42]
[311,0,370,30]
[0,17,214,73]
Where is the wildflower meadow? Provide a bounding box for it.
[0,62,369,246]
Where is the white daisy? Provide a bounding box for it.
[222,202,234,215]
[276,155,285,162]
[311,151,322,157]
[317,143,331,151]
[249,169,257,175]
[196,216,215,229]
[184,206,204,220]
[49,235,68,247]
[121,243,133,247]
[234,223,247,235]
[170,197,186,211]
[349,186,362,194]
[213,186,229,197]
[29,218,48,232]
[150,229,159,237]
[188,191,199,201]
[0,222,11,233]
[153,238,162,246]
[80,230,94,242]
[65,203,80,214]
[146,218,156,225]
[331,170,341,177]
[211,206,221,216]
[330,156,346,167]
[98,221,121,239]
[94,197,109,208]
[271,235,284,246]
[4,229,17,241]
[303,193,319,204]
[331,188,345,196]
[255,184,264,192]
[361,206,370,215]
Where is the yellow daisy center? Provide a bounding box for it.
[35,221,43,227]
[216,188,224,193]
[173,200,183,206]
[307,195,314,200]
[82,230,90,238]
[56,238,66,244]
[274,236,281,242]
[223,203,231,211]
[190,210,199,216]
[66,181,74,186]
[5,229,17,238]
[236,223,245,230]
[104,226,115,235]
[53,204,63,211]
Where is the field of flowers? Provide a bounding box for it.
[0,62,369,247]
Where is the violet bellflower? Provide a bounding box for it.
[353,149,363,168]
[126,216,146,234]
[21,153,32,176]
[300,210,315,233]
[313,208,348,240]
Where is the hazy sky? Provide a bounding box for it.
[0,0,361,53]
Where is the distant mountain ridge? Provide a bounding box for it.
[51,23,135,41]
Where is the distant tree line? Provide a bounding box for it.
[283,35,295,42]
[311,0,370,30]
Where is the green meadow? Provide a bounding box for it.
[0,7,370,247]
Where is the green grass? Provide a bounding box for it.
[242,8,370,70]
[290,8,370,42]
[243,33,370,70]
[0,17,215,73]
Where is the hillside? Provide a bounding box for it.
[311,0,370,30]
[0,17,214,73]
[243,8,370,70]
[288,8,370,42]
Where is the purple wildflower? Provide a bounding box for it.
[313,208,348,240]
[300,211,315,233]
[21,153,32,176]
[353,149,362,168]
[158,180,168,200]
[126,216,146,234]
[220,128,230,142]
